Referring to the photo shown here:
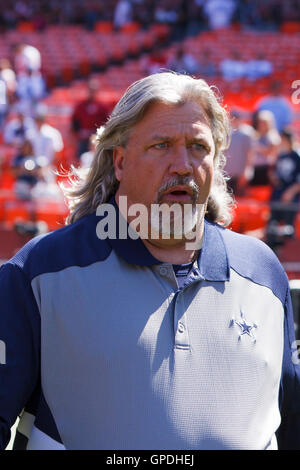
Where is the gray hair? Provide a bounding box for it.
[62,72,234,225]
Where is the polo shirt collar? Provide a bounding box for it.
[105,197,230,281]
[198,220,230,282]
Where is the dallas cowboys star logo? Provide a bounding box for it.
[230,311,258,343]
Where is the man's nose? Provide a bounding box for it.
[169,145,193,176]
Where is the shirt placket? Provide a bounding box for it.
[155,263,194,351]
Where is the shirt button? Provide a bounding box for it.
[178,322,185,333]
[159,266,168,276]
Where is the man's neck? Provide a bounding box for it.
[142,238,200,264]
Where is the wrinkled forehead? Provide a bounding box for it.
[149,99,211,123]
[129,100,213,140]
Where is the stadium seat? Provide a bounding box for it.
[4,200,33,226]
[231,200,270,233]
[121,22,140,33]
[34,201,68,230]
[244,186,272,202]
[95,22,113,33]
[281,22,300,33]
[17,21,35,32]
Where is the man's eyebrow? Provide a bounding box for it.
[188,135,211,145]
[149,134,172,142]
[149,134,210,143]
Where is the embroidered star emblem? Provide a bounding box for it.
[230,312,258,343]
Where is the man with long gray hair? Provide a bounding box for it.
[0,72,299,450]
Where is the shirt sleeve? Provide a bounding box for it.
[0,262,40,450]
[276,286,300,450]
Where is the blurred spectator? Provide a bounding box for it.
[185,0,206,36]
[203,0,237,30]
[198,49,217,77]
[80,133,97,169]
[245,53,273,81]
[256,81,293,132]
[0,59,17,127]
[220,50,247,81]
[167,47,200,75]
[257,0,283,30]
[225,109,255,195]
[132,0,154,29]
[0,0,298,31]
[14,1,34,21]
[3,104,35,147]
[234,0,258,27]
[0,59,17,102]
[282,0,300,22]
[235,0,283,30]
[12,43,41,75]
[32,4,47,31]
[84,2,100,30]
[0,77,7,128]
[154,0,179,24]
[114,0,133,29]
[269,129,300,218]
[71,79,109,158]
[11,42,45,116]
[11,139,43,200]
[250,110,281,186]
[26,104,64,166]
[15,69,46,116]
[266,129,300,249]
[221,51,273,82]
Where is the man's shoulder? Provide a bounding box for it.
[291,150,300,161]
[6,213,111,281]
[218,224,285,270]
[216,224,289,303]
[279,150,300,163]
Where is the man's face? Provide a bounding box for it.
[113,101,215,233]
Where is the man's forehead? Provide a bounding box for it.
[148,100,209,120]
[131,101,212,136]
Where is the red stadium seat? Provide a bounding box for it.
[35,201,68,230]
[244,186,272,202]
[4,200,33,227]
[281,22,300,33]
[17,21,35,32]
[231,200,270,233]
[295,212,300,240]
[95,22,113,33]
[121,22,140,34]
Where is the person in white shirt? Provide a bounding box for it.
[114,0,133,29]
[246,55,273,81]
[13,43,41,75]
[26,104,64,166]
[203,0,237,30]
[220,50,247,81]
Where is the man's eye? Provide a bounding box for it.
[154,142,169,149]
[192,143,207,151]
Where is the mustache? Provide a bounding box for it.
[156,176,200,204]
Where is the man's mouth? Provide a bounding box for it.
[162,186,193,202]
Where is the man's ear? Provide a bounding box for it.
[113,146,125,182]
